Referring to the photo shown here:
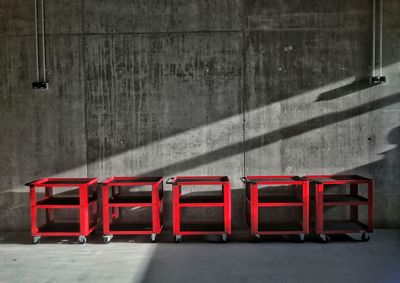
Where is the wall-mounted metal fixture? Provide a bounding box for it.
[371,0,386,84]
[32,0,49,89]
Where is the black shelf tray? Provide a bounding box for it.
[36,197,96,206]
[109,195,153,204]
[180,222,225,232]
[258,222,303,232]
[323,194,368,203]
[324,220,368,231]
[258,195,303,203]
[180,195,223,204]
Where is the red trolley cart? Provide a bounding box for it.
[26,178,98,244]
[167,176,231,243]
[241,176,309,242]
[305,175,373,243]
[101,177,163,243]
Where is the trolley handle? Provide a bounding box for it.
[166,177,175,185]
[25,179,43,186]
[293,176,307,181]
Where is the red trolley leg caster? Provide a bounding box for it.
[78,235,87,244]
[319,234,331,243]
[151,234,157,243]
[221,234,228,243]
[362,232,370,242]
[32,236,41,245]
[103,234,113,244]
[174,235,182,243]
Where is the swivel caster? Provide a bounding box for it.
[361,233,370,242]
[32,236,41,245]
[174,235,182,243]
[298,234,305,243]
[78,235,87,244]
[253,234,261,243]
[151,234,157,243]
[221,234,228,243]
[319,234,331,243]
[103,234,113,244]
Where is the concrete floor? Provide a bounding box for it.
[0,230,399,283]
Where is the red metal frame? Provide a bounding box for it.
[26,178,98,238]
[242,176,309,236]
[305,175,374,235]
[169,176,231,238]
[101,177,163,238]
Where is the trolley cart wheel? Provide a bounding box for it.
[221,234,228,243]
[103,234,113,244]
[78,235,87,244]
[32,236,41,245]
[253,234,261,243]
[151,234,157,243]
[319,234,331,243]
[174,235,182,243]
[361,232,370,242]
[299,234,305,243]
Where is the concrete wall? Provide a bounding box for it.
[0,0,399,231]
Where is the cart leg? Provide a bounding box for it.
[151,234,157,243]
[111,187,120,219]
[316,184,324,235]
[303,181,310,234]
[103,186,110,236]
[221,234,228,243]
[223,182,232,235]
[368,180,374,232]
[298,233,305,243]
[350,184,358,223]
[172,185,181,237]
[30,186,39,237]
[250,184,259,236]
[80,185,89,237]
[45,187,54,223]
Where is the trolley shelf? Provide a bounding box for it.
[258,222,303,232]
[323,220,368,232]
[180,222,225,232]
[257,195,303,206]
[37,221,95,233]
[109,221,153,232]
[179,195,224,206]
[108,195,153,207]
[323,194,368,205]
[36,197,96,208]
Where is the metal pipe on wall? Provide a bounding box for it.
[379,0,383,77]
[32,0,48,89]
[34,0,39,82]
[372,0,376,77]
[41,0,46,82]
